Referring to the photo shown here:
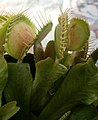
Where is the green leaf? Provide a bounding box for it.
[54,10,69,60]
[68,18,90,51]
[44,41,56,60]
[31,57,67,113]
[54,24,62,59]
[0,15,9,24]
[68,105,97,120]
[0,55,8,106]
[92,116,98,120]
[4,14,36,60]
[4,63,33,120]
[60,53,75,68]
[90,48,98,64]
[0,24,12,54]
[34,42,44,62]
[0,101,20,120]
[34,22,52,43]
[59,111,71,120]
[38,58,98,120]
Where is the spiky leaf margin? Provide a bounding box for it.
[54,10,90,62]
[68,18,90,51]
[4,14,36,60]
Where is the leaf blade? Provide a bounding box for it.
[0,55,8,107]
[31,58,67,113]
[0,101,20,120]
[38,59,98,120]
[4,63,33,120]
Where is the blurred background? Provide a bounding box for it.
[0,0,98,47]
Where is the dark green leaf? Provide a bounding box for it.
[0,55,8,106]
[68,105,97,120]
[38,58,98,120]
[92,116,98,120]
[89,48,98,64]
[4,63,33,120]
[31,57,67,113]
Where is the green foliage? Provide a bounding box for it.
[92,116,98,120]
[0,12,52,61]
[44,41,56,60]
[0,101,20,120]
[34,22,52,44]
[54,10,90,61]
[0,56,8,106]
[34,42,44,62]
[38,59,98,120]
[4,14,36,60]
[4,63,33,120]
[54,24,62,59]
[31,57,67,113]
[0,9,97,120]
[68,104,97,120]
[68,18,90,51]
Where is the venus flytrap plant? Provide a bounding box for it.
[33,11,53,62]
[0,8,98,120]
[0,13,36,61]
[37,10,98,120]
[0,11,54,120]
[4,14,37,61]
[54,9,90,66]
[0,10,52,63]
[68,18,90,51]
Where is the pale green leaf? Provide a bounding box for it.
[0,101,20,120]
[68,18,90,51]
